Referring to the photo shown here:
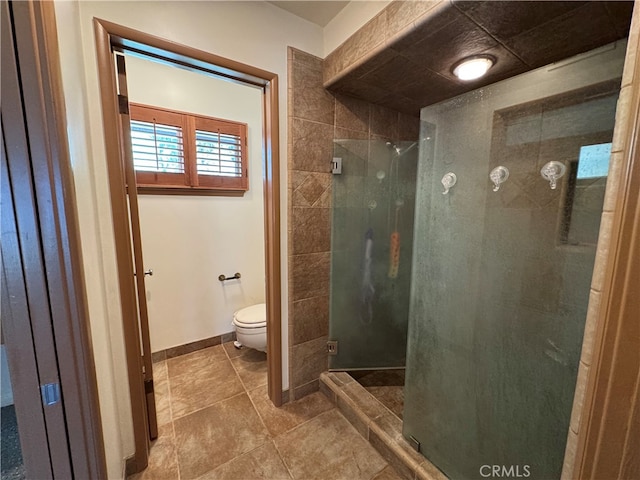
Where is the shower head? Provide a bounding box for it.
[386,141,418,157]
[395,142,418,157]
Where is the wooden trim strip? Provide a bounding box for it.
[116,51,159,442]
[264,76,283,407]
[94,18,151,472]
[33,3,108,477]
[137,186,246,196]
[573,25,640,480]
[152,331,237,363]
[95,18,273,87]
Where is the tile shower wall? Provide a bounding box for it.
[287,47,419,400]
[561,2,640,478]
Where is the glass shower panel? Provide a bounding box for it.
[404,43,625,480]
[329,139,418,369]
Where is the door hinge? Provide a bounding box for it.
[331,157,342,175]
[118,94,129,115]
[408,435,421,452]
[40,383,61,406]
[144,379,154,394]
[327,340,338,355]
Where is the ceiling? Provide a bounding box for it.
[268,1,349,27]
[326,0,634,115]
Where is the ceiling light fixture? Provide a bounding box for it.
[452,55,495,81]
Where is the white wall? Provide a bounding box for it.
[54,1,323,477]
[323,0,391,56]
[125,55,265,352]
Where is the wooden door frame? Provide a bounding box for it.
[93,18,283,473]
[572,37,640,479]
[1,1,107,478]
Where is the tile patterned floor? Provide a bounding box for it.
[351,370,405,420]
[131,342,403,480]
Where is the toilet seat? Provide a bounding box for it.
[233,303,266,328]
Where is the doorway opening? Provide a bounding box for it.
[94,19,282,473]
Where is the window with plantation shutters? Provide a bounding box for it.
[194,116,247,189]
[129,103,248,195]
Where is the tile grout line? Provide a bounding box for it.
[205,343,280,479]
[270,435,296,480]
[224,343,254,393]
[168,345,248,421]
[248,383,339,442]
[171,390,247,424]
[170,345,247,480]
[165,347,230,382]
[272,405,339,439]
[234,345,276,446]
[371,463,391,480]
[164,361,180,480]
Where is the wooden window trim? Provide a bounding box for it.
[130,103,248,194]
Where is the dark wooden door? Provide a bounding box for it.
[114,50,159,441]
[1,2,106,478]
[2,3,72,477]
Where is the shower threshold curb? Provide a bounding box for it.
[319,371,448,480]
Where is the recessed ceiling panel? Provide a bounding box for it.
[269,1,349,27]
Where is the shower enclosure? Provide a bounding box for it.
[403,42,626,479]
[329,139,418,370]
[327,40,627,480]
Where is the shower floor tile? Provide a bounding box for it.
[351,370,405,419]
[365,386,404,419]
[132,342,401,480]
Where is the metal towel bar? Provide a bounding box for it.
[218,272,241,282]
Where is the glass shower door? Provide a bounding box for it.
[403,43,624,480]
[329,139,418,370]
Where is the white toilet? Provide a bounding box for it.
[232,303,267,352]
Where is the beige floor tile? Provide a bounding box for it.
[373,465,404,480]
[173,393,270,479]
[274,409,387,480]
[222,340,246,359]
[197,441,292,480]
[170,359,244,419]
[156,422,174,439]
[248,385,334,437]
[167,345,228,379]
[153,360,168,381]
[230,349,268,391]
[130,432,179,480]
[155,377,173,426]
